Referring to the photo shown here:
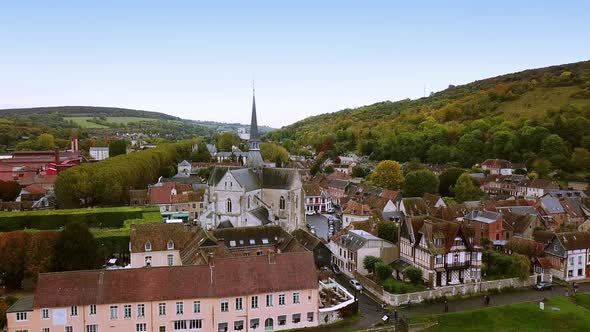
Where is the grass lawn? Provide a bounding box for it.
[65,116,159,128]
[382,278,427,294]
[0,206,157,218]
[416,295,590,332]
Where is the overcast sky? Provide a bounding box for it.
[1,1,589,128]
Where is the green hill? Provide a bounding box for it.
[269,60,590,180]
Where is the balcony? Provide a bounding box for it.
[445,260,471,269]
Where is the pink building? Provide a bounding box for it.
[7,252,319,332]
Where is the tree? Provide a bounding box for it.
[25,231,59,281]
[571,148,590,171]
[363,255,383,274]
[54,223,101,271]
[540,134,568,166]
[375,262,393,281]
[454,173,483,202]
[352,165,369,178]
[108,140,127,157]
[370,160,404,190]
[0,231,30,289]
[260,142,289,167]
[438,167,464,197]
[217,132,241,152]
[37,133,55,150]
[0,180,21,201]
[190,142,211,162]
[323,165,335,174]
[403,170,439,197]
[532,158,551,178]
[404,266,423,285]
[377,222,398,243]
[510,254,531,281]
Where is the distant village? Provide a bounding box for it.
[2,96,590,332]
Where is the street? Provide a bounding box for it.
[306,213,340,241]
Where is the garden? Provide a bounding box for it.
[363,256,427,294]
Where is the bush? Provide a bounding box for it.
[405,267,423,285]
[375,262,393,281]
[363,256,383,274]
[0,207,157,232]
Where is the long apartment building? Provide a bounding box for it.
[7,252,319,332]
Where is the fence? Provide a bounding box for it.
[354,271,384,296]
[382,275,537,306]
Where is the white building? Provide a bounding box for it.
[545,232,590,281]
[89,147,109,160]
[330,230,395,278]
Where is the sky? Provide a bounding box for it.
[0,1,589,128]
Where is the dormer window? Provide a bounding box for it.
[280,196,286,210]
[434,238,443,246]
[145,241,152,252]
[167,240,174,250]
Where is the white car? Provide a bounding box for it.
[305,210,316,216]
[327,207,335,213]
[350,279,363,291]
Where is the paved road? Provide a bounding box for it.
[306,213,340,241]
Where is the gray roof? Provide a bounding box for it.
[206,144,217,155]
[250,94,260,142]
[217,220,234,229]
[541,196,565,214]
[178,160,191,167]
[465,210,501,224]
[6,296,34,313]
[338,231,368,252]
[249,206,274,225]
[261,168,299,190]
[208,166,299,191]
[89,147,108,151]
[547,190,587,199]
[329,179,350,190]
[497,205,540,216]
[231,168,262,191]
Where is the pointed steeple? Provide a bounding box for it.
[249,85,260,151]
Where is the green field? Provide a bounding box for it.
[415,295,590,332]
[496,86,590,120]
[65,116,159,128]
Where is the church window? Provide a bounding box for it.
[227,199,232,213]
[248,196,251,209]
[280,196,285,210]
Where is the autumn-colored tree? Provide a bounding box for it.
[217,132,241,152]
[370,160,404,190]
[25,231,59,281]
[36,133,55,150]
[0,180,21,201]
[0,231,31,289]
[260,142,289,167]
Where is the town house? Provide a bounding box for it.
[6,252,319,332]
[330,230,396,278]
[544,232,590,282]
[398,217,482,288]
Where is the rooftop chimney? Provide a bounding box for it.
[54,147,60,165]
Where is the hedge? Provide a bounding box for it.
[97,235,131,255]
[0,207,159,232]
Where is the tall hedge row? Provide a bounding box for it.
[0,207,157,232]
[55,140,194,208]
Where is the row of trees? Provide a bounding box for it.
[0,223,102,289]
[369,160,483,201]
[55,141,193,208]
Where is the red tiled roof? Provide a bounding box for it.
[23,184,47,194]
[33,252,317,308]
[380,189,400,200]
[342,200,371,216]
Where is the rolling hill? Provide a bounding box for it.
[269,60,590,180]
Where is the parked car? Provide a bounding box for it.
[306,210,316,216]
[350,279,363,291]
[327,207,335,213]
[533,282,554,291]
[331,264,342,275]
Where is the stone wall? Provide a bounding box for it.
[382,276,537,306]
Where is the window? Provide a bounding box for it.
[235,298,243,311]
[568,270,573,277]
[227,199,232,213]
[579,269,583,276]
[16,312,27,321]
[570,257,574,265]
[221,300,229,312]
[167,240,174,250]
[42,308,49,319]
[167,254,174,266]
[110,306,118,319]
[251,296,259,309]
[137,304,145,318]
[280,196,286,210]
[293,292,300,304]
[278,315,287,326]
[234,320,244,331]
[292,313,301,323]
[250,318,260,329]
[42,329,50,332]
[145,241,152,251]
[248,196,251,209]
[145,256,152,266]
[174,321,187,330]
[159,327,165,332]
[124,305,132,318]
[193,301,201,313]
[434,238,443,246]
[278,294,285,306]
[218,322,228,332]
[159,303,166,316]
[264,318,273,329]
[90,304,96,315]
[189,320,202,329]
[579,256,583,264]
[66,327,73,332]
[85,325,98,332]
[71,306,78,317]
[307,312,314,322]
[176,302,184,315]
[435,255,443,264]
[266,294,273,307]
[136,323,147,332]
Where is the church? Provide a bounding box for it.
[198,92,305,232]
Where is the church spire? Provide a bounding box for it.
[249,84,260,151]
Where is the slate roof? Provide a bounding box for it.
[464,210,501,224]
[261,168,299,190]
[208,167,299,191]
[231,168,262,191]
[6,296,34,313]
[555,232,590,251]
[249,206,274,225]
[213,225,302,253]
[292,228,324,251]
[337,229,383,252]
[540,196,566,214]
[328,179,350,190]
[32,252,317,309]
